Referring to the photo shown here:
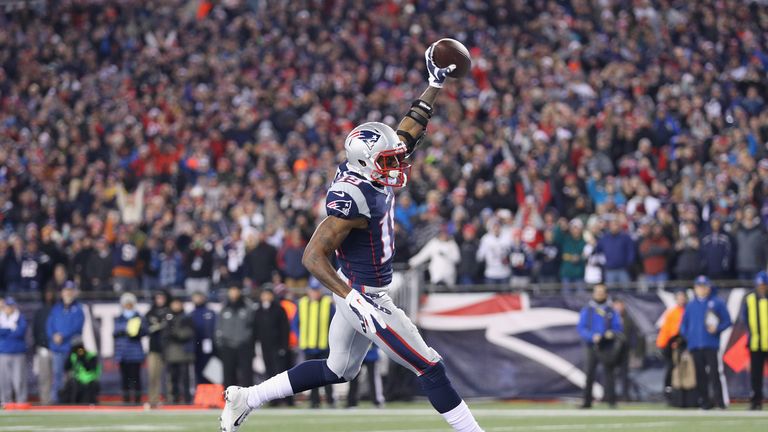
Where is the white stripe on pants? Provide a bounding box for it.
[0,354,28,403]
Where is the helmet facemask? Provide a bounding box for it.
[371,148,410,187]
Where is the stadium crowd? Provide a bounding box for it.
[3,0,768,297]
[1,0,768,408]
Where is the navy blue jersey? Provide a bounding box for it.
[325,163,395,288]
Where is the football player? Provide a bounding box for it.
[220,43,484,432]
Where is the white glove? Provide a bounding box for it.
[424,44,457,88]
[345,290,388,335]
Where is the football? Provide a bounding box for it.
[431,38,472,78]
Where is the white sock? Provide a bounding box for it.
[245,371,294,409]
[441,400,484,432]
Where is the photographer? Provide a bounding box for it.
[60,337,100,404]
[577,284,623,408]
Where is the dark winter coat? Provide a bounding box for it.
[113,311,147,363]
[162,311,195,364]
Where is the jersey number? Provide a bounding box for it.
[379,198,395,263]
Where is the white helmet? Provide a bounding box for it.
[344,122,410,187]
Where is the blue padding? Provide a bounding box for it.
[287,360,346,393]
[418,362,462,414]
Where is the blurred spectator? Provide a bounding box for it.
[46,282,85,403]
[613,299,643,402]
[45,264,69,293]
[1,238,23,293]
[476,221,511,285]
[597,217,636,287]
[394,193,422,235]
[489,179,517,213]
[555,219,587,293]
[138,237,162,294]
[162,297,195,404]
[18,240,49,293]
[254,287,291,406]
[278,228,309,289]
[639,223,673,289]
[392,222,413,265]
[742,271,768,410]
[508,234,534,288]
[0,297,28,405]
[346,346,385,408]
[734,206,767,281]
[535,229,560,284]
[84,238,113,291]
[298,280,335,408]
[457,224,481,285]
[215,286,255,389]
[190,292,216,386]
[70,238,92,291]
[60,337,100,405]
[680,276,732,410]
[699,218,733,280]
[242,233,278,290]
[114,293,146,405]
[656,290,689,397]
[33,288,56,405]
[158,239,184,290]
[112,229,139,293]
[145,291,170,407]
[577,284,623,409]
[674,225,702,281]
[184,235,214,296]
[408,226,461,286]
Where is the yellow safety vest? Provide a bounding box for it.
[746,292,768,352]
[298,296,332,350]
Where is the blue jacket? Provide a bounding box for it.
[699,232,732,278]
[597,232,636,270]
[46,301,85,353]
[680,293,732,350]
[190,304,216,352]
[0,312,28,354]
[577,301,623,345]
[113,311,147,363]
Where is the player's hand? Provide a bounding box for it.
[345,290,388,335]
[425,44,456,88]
[592,334,601,344]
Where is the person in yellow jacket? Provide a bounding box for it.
[743,271,768,410]
[298,278,335,408]
[657,290,688,395]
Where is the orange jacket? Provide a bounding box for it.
[281,299,298,349]
[656,305,685,349]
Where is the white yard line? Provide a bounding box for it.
[367,422,682,432]
[0,427,183,432]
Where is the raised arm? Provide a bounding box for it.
[395,45,456,157]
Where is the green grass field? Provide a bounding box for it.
[1,402,767,432]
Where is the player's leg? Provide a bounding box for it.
[339,292,484,432]
[221,307,369,431]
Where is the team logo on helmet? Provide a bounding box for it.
[348,129,381,151]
